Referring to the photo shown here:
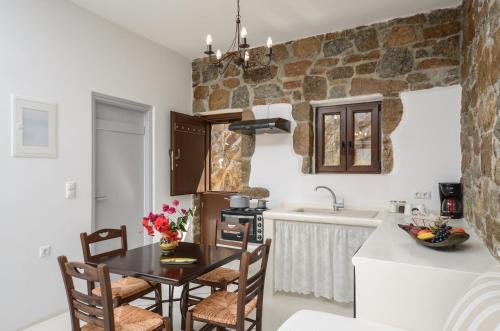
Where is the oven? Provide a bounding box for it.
[220,208,264,244]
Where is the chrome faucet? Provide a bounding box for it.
[315,186,344,211]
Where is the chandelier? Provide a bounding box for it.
[203,0,273,74]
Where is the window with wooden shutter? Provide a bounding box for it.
[315,102,381,174]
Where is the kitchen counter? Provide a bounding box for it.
[351,212,495,331]
[263,204,497,331]
[352,211,495,274]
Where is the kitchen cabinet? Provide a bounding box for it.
[200,192,233,245]
[315,102,381,173]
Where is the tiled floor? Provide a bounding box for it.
[24,285,352,330]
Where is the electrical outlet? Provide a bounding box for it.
[414,191,432,200]
[39,245,51,258]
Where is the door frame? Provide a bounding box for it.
[91,92,153,245]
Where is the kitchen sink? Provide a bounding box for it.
[292,208,378,219]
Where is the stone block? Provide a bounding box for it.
[253,84,284,99]
[209,89,230,110]
[293,122,313,156]
[382,98,403,134]
[326,66,354,81]
[350,78,408,95]
[384,26,416,47]
[376,47,414,78]
[292,102,312,121]
[292,36,321,58]
[323,38,353,57]
[303,76,327,101]
[354,28,379,51]
[231,86,250,108]
[284,60,312,77]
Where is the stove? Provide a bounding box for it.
[221,207,265,244]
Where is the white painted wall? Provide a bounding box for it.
[0,0,191,329]
[249,85,462,213]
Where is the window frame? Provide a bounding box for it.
[315,102,381,174]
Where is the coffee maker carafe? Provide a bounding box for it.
[439,182,463,219]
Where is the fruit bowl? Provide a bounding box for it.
[398,223,470,249]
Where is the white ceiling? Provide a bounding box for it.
[68,0,460,60]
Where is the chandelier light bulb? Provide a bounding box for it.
[216,49,222,60]
[241,27,248,38]
[267,36,273,48]
[206,34,212,45]
[244,51,250,62]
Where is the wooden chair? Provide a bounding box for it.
[80,226,162,313]
[185,239,272,331]
[58,255,171,331]
[190,220,249,300]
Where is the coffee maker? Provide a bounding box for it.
[439,182,463,219]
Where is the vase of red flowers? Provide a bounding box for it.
[142,199,193,255]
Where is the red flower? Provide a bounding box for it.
[162,204,169,212]
[167,207,176,215]
[154,215,170,233]
[181,208,187,215]
[172,199,179,207]
[148,212,158,222]
[142,218,150,227]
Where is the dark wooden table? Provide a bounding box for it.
[88,241,241,328]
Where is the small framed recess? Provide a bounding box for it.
[11,96,57,158]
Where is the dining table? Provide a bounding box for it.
[87,241,242,329]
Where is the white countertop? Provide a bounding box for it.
[264,205,496,275]
[352,212,496,274]
[263,207,381,228]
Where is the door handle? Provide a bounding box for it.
[169,149,174,171]
[95,196,107,201]
[175,148,181,160]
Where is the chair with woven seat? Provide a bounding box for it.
[191,220,249,294]
[185,239,272,331]
[80,226,162,313]
[58,255,171,331]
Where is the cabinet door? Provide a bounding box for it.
[346,103,381,173]
[170,111,208,195]
[315,106,347,172]
[200,192,232,245]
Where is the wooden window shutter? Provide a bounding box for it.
[170,111,207,195]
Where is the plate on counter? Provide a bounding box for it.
[398,223,470,249]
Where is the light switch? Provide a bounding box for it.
[65,181,76,199]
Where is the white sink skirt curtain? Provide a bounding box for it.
[274,220,373,303]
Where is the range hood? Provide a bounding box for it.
[228,117,291,134]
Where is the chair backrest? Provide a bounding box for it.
[80,225,127,262]
[236,239,272,328]
[57,256,115,331]
[215,219,250,251]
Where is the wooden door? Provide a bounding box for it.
[200,192,233,245]
[170,111,208,195]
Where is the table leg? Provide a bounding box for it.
[180,283,190,330]
[168,285,174,319]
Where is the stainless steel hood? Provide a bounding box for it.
[228,117,291,134]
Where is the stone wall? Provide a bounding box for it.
[461,0,500,259]
[192,7,462,177]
